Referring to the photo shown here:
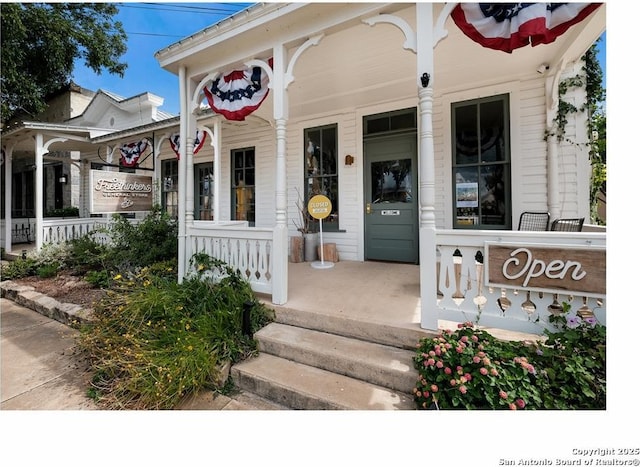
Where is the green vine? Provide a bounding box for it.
[545,38,606,224]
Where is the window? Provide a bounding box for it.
[231,147,255,225]
[452,94,511,229]
[161,159,179,219]
[195,162,214,220]
[304,124,338,231]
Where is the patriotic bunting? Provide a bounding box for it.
[451,3,601,53]
[203,59,272,121]
[119,139,149,167]
[169,130,207,160]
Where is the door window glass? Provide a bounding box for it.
[371,159,413,203]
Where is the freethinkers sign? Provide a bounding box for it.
[486,243,605,296]
[90,170,153,214]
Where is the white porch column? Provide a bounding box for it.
[177,66,188,282]
[545,69,563,221]
[34,133,45,251]
[271,43,289,305]
[417,3,439,331]
[3,146,13,253]
[185,77,196,227]
[213,118,221,222]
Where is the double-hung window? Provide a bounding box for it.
[231,147,255,225]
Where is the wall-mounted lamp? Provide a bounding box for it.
[58,174,68,184]
[345,154,354,166]
[536,64,549,74]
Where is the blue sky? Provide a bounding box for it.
[72,2,252,115]
[72,2,607,116]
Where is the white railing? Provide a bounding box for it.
[186,222,274,295]
[436,230,606,334]
[40,217,142,246]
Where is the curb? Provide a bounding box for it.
[0,280,95,327]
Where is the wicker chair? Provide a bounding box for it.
[517,211,550,231]
[550,217,584,232]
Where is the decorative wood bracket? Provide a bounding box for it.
[284,34,324,88]
[362,14,416,52]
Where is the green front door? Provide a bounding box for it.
[364,134,418,263]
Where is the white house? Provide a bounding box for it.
[1,3,606,335]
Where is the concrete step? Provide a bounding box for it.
[231,353,415,410]
[255,323,419,393]
[271,306,436,350]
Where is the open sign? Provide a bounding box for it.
[308,195,332,220]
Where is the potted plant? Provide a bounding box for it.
[293,187,318,262]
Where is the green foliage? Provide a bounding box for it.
[84,270,111,289]
[107,208,178,269]
[78,255,274,409]
[36,263,60,278]
[0,256,38,279]
[413,312,606,410]
[1,3,127,122]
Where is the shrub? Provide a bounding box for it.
[0,256,38,279]
[78,255,274,409]
[37,262,60,278]
[413,322,541,410]
[413,308,606,410]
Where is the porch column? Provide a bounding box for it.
[3,146,13,253]
[185,76,197,227]
[34,133,45,251]
[213,118,221,222]
[416,3,439,331]
[177,66,188,282]
[271,43,289,305]
[545,70,563,221]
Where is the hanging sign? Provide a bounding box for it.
[485,243,606,296]
[308,195,332,220]
[90,169,153,214]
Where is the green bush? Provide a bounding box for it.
[45,206,79,217]
[0,257,38,279]
[413,310,606,410]
[78,255,273,410]
[37,262,60,278]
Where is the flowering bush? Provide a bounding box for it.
[413,322,541,410]
[413,310,606,410]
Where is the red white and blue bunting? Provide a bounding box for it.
[169,130,207,160]
[203,60,272,121]
[119,139,149,167]
[451,3,602,53]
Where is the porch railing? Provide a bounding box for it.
[435,230,606,335]
[0,218,35,245]
[186,221,274,295]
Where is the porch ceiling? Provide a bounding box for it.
[157,3,604,122]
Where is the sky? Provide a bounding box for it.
[72,2,253,115]
[72,2,607,117]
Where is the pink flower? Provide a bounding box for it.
[464,373,472,381]
[427,358,436,367]
[459,385,467,394]
[460,376,468,384]
[509,403,517,410]
[473,356,481,364]
[479,367,488,376]
[444,367,452,375]
[429,350,436,357]
[471,335,479,342]
[477,351,486,358]
[435,348,442,356]
[416,391,422,398]
[491,368,499,376]
[499,390,508,400]
[450,379,457,386]
[456,346,464,354]
[516,398,526,409]
[424,391,430,398]
[483,357,491,366]
[436,360,444,369]
[460,335,469,343]
[431,384,439,393]
[457,366,464,375]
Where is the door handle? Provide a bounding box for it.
[366,203,371,214]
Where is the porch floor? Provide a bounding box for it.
[262,260,543,343]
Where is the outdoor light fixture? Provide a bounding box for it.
[345,154,354,166]
[536,64,549,74]
[59,174,68,184]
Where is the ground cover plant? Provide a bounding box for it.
[412,306,605,410]
[78,257,274,409]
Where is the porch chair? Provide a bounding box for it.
[517,211,550,231]
[550,217,584,232]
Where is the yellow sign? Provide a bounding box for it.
[308,195,332,220]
